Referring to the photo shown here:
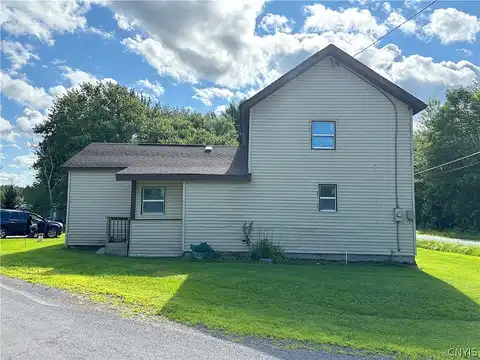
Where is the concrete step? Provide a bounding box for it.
[105,242,127,256]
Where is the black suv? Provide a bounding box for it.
[0,209,63,239]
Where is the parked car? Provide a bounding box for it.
[0,209,64,239]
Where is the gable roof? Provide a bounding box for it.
[237,43,427,148]
[242,44,427,115]
[62,143,250,181]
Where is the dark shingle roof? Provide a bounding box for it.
[62,143,250,181]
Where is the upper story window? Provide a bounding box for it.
[312,121,336,150]
[142,187,165,214]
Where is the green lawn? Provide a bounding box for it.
[417,229,480,241]
[417,239,480,256]
[1,237,479,359]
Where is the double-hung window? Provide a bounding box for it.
[312,121,336,149]
[142,187,165,214]
[319,184,337,212]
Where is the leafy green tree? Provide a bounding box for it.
[1,185,22,209]
[33,82,239,214]
[414,85,480,231]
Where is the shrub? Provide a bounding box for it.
[251,236,287,264]
[242,221,254,250]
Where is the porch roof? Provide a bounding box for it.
[62,143,250,181]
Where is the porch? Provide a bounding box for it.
[104,181,184,257]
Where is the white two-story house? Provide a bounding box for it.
[62,44,426,262]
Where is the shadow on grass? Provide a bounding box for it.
[1,242,479,358]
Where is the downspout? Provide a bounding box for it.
[342,66,401,252]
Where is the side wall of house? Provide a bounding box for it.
[66,169,130,246]
[185,57,415,257]
[129,181,183,257]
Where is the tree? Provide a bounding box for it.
[1,185,22,209]
[33,81,239,214]
[414,85,480,231]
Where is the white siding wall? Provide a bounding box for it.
[66,170,130,246]
[185,57,415,256]
[129,220,182,257]
[129,181,183,256]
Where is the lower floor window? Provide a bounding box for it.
[142,187,165,213]
[319,184,337,211]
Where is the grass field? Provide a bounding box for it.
[1,237,479,359]
[417,239,480,256]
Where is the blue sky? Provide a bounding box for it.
[1,0,479,185]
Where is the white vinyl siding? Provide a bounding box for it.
[129,181,183,256]
[185,57,415,256]
[129,220,182,257]
[66,170,130,246]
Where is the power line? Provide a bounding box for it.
[353,0,439,58]
[440,160,480,175]
[414,150,480,175]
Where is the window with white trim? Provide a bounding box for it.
[319,184,337,212]
[142,187,165,214]
[312,121,336,149]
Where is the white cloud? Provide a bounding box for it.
[303,4,388,37]
[0,116,14,133]
[12,153,37,168]
[113,13,140,31]
[52,66,117,95]
[136,79,165,100]
[259,13,295,34]
[0,0,89,44]
[382,2,391,13]
[214,105,227,115]
[16,108,46,134]
[0,72,53,110]
[424,8,480,44]
[386,11,418,34]
[1,41,40,70]
[0,169,35,186]
[87,27,115,40]
[457,48,473,57]
[192,87,246,106]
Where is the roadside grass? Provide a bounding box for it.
[417,239,480,256]
[417,229,480,241]
[1,238,479,359]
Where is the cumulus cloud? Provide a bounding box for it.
[259,13,295,34]
[136,79,165,101]
[0,72,53,110]
[1,41,40,70]
[303,4,388,37]
[386,11,418,34]
[192,87,246,106]
[0,0,89,44]
[0,169,35,186]
[424,8,480,44]
[12,153,37,168]
[214,105,227,115]
[15,108,46,134]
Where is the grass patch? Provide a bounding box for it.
[1,238,479,359]
[417,229,480,241]
[417,240,480,257]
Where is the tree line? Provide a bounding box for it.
[2,81,478,233]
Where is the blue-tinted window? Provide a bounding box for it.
[312,121,335,149]
[142,187,165,214]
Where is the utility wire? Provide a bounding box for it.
[353,0,439,58]
[414,150,480,175]
[440,160,480,175]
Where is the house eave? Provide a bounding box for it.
[115,173,252,182]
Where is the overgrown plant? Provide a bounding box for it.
[251,232,287,264]
[242,221,254,250]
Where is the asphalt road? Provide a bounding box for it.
[0,276,365,360]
